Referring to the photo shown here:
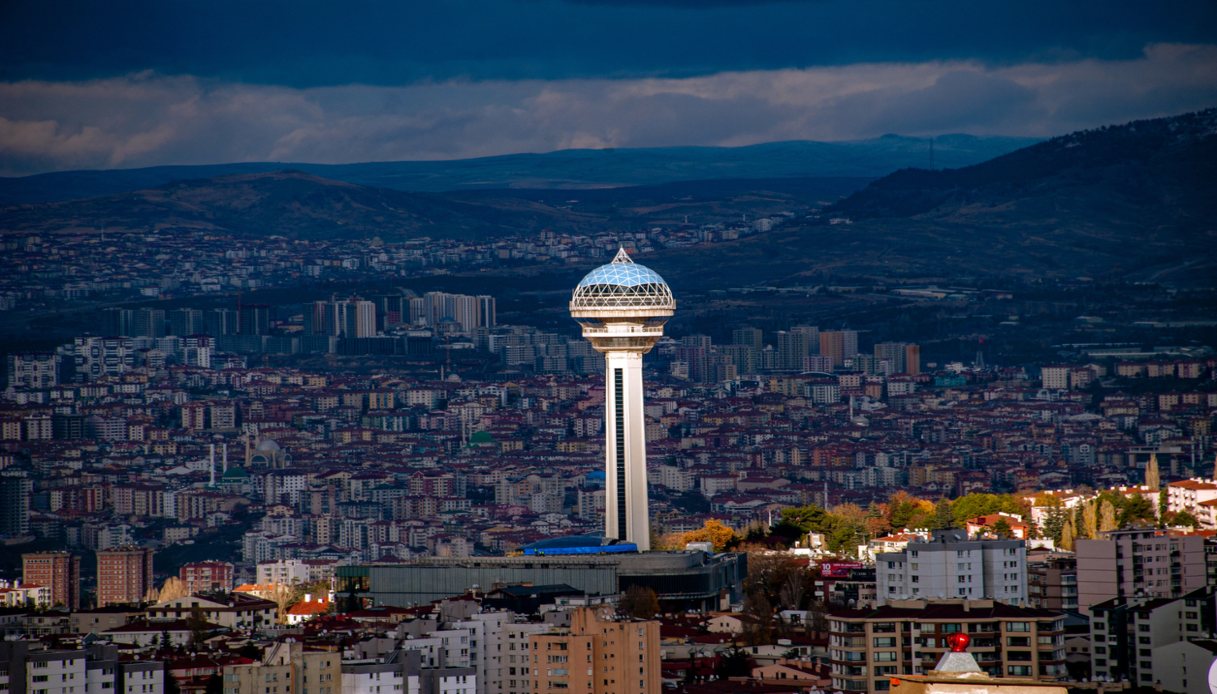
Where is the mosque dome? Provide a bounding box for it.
[570,248,675,313]
[255,439,281,452]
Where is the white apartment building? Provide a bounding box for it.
[877,529,1027,606]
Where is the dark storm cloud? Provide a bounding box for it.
[2,0,1215,87]
[3,45,1215,175]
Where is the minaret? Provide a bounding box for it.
[570,248,675,551]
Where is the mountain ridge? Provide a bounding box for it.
[0,134,1036,204]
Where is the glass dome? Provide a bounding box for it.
[571,248,675,311]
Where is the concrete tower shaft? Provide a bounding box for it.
[570,248,675,551]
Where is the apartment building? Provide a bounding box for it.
[96,547,154,607]
[22,551,80,609]
[529,608,661,694]
[1026,554,1077,612]
[1090,587,1216,687]
[828,599,1066,694]
[877,530,1027,606]
[1075,528,1206,614]
[223,640,341,694]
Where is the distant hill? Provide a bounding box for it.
[831,108,1217,223]
[0,171,604,240]
[653,109,1217,288]
[0,171,866,240]
[0,134,1035,204]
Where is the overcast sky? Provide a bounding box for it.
[1,0,1215,176]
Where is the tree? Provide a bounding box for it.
[991,518,1013,539]
[929,499,955,530]
[1059,516,1075,551]
[155,577,189,602]
[1119,495,1156,527]
[740,590,774,646]
[1145,454,1160,490]
[1166,511,1200,529]
[715,647,751,678]
[679,519,736,552]
[1082,501,1098,539]
[1042,502,1067,543]
[1098,500,1118,533]
[187,605,210,649]
[618,586,659,620]
[950,493,1026,527]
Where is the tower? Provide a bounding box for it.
[570,248,675,551]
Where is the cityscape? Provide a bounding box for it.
[2,3,1217,694]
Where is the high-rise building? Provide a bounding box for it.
[131,308,166,337]
[876,529,1028,606]
[530,608,661,694]
[6,353,60,390]
[22,551,80,609]
[0,470,32,536]
[1076,528,1206,614]
[238,304,271,335]
[1089,587,1217,687]
[776,328,815,371]
[731,327,764,352]
[827,599,1066,693]
[169,308,205,336]
[820,330,858,368]
[570,249,674,551]
[205,308,239,336]
[96,547,154,607]
[409,292,495,333]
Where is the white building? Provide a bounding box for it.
[876,529,1027,606]
[569,248,675,550]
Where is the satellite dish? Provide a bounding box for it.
[1207,657,1217,694]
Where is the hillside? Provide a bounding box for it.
[0,171,864,240]
[0,134,1034,204]
[654,109,1217,288]
[0,171,602,240]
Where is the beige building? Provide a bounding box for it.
[530,608,661,694]
[223,640,340,694]
[828,599,1066,694]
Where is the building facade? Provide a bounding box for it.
[828,599,1066,694]
[530,608,661,694]
[96,547,154,607]
[877,530,1027,606]
[1075,528,1206,614]
[22,551,80,609]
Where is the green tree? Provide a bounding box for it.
[950,493,1025,526]
[1166,511,1200,529]
[991,518,1013,538]
[929,499,955,530]
[1042,503,1067,543]
[1119,495,1156,527]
